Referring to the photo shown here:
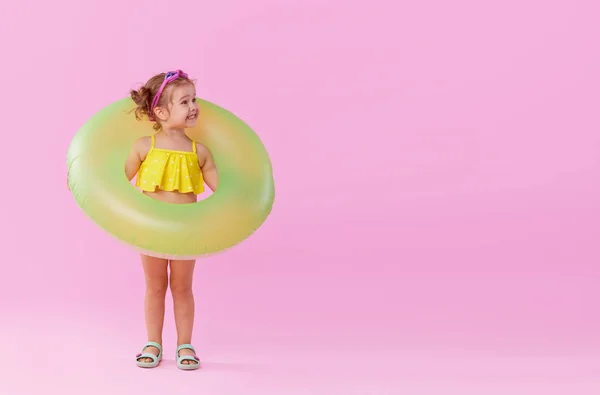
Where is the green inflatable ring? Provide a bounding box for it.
[67,97,275,259]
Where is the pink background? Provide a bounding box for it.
[2,0,600,393]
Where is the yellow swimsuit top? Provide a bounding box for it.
[136,135,204,194]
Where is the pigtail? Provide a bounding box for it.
[130,86,152,121]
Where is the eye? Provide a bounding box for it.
[181,100,188,105]
[192,98,196,102]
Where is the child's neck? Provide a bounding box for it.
[160,127,186,138]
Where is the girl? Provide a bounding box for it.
[125,70,219,370]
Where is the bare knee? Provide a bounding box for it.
[141,255,169,297]
[170,278,193,298]
[146,277,168,297]
[169,259,195,298]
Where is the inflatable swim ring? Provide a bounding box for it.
[67,97,275,259]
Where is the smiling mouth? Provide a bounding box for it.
[187,114,197,120]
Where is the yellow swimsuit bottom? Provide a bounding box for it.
[136,135,204,194]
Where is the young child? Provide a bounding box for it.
[124,70,219,370]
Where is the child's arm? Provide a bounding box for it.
[125,137,150,181]
[196,143,219,191]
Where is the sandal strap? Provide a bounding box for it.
[177,355,200,362]
[136,352,158,362]
[176,343,195,354]
[144,341,163,353]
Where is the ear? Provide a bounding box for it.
[153,106,169,121]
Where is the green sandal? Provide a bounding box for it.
[176,344,200,370]
[135,341,163,368]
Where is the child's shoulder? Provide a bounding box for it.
[132,136,152,153]
[194,141,211,156]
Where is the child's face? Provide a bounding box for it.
[162,83,199,128]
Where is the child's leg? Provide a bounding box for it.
[169,259,198,365]
[138,254,169,363]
